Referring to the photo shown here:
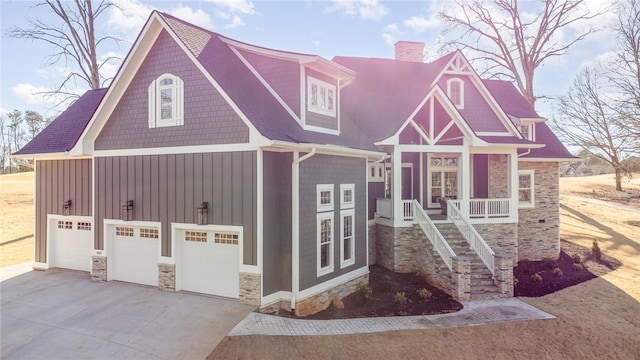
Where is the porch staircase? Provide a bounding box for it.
[435,223,502,300]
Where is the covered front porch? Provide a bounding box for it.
[373,146,521,226]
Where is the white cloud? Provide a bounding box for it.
[206,0,255,15]
[12,83,84,110]
[325,0,388,21]
[225,15,245,29]
[403,15,441,33]
[382,23,401,45]
[108,0,154,35]
[171,6,214,29]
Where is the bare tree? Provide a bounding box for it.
[440,0,601,107]
[554,68,634,191]
[6,0,120,104]
[24,110,46,140]
[7,110,24,157]
[609,0,640,145]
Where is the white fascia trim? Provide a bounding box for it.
[70,15,163,156]
[261,291,292,306]
[230,45,302,126]
[303,124,340,135]
[519,117,547,123]
[256,149,264,289]
[269,140,384,159]
[483,143,545,149]
[297,266,369,300]
[11,152,75,160]
[476,132,513,136]
[220,36,317,63]
[94,143,259,157]
[519,158,572,162]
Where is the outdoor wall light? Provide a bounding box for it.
[197,202,208,225]
[63,200,72,216]
[122,200,133,221]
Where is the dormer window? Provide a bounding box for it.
[148,73,184,128]
[307,77,336,117]
[447,78,464,109]
[519,122,534,141]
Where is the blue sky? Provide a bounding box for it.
[0,0,617,121]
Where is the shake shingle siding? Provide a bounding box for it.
[35,159,92,263]
[304,69,340,131]
[94,152,257,264]
[298,154,367,291]
[94,30,249,150]
[263,151,293,296]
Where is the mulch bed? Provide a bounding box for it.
[278,265,463,320]
[514,240,621,297]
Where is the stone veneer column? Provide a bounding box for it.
[239,272,261,306]
[158,263,175,291]
[91,256,106,281]
[451,256,471,301]
[493,254,514,296]
[295,273,369,317]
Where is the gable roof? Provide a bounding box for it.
[13,89,107,156]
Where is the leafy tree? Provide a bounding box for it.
[440,0,601,107]
[25,110,47,140]
[6,0,120,104]
[554,69,634,191]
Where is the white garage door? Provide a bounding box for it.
[53,219,92,272]
[180,230,239,298]
[112,226,159,286]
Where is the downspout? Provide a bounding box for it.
[291,147,317,310]
[518,149,531,157]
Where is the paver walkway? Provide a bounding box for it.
[229,297,554,336]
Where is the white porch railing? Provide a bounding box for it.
[412,200,456,270]
[447,199,495,275]
[450,199,510,219]
[376,198,392,219]
[402,200,414,221]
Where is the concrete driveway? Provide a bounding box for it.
[1,266,254,359]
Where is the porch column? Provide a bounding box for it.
[392,147,403,227]
[460,148,470,216]
[509,150,519,219]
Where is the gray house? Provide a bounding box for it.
[15,11,573,316]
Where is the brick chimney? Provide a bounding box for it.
[394,41,425,62]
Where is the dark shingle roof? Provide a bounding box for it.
[14,89,107,155]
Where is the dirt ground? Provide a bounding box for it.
[0,172,34,267]
[210,174,640,360]
[2,172,639,359]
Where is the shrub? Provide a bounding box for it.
[572,254,582,264]
[531,273,543,283]
[553,267,563,277]
[356,284,373,305]
[394,291,407,308]
[418,288,432,300]
[573,263,584,272]
[592,239,602,262]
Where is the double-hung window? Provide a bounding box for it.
[518,170,535,208]
[308,77,336,117]
[148,73,184,128]
[317,184,334,276]
[340,184,355,268]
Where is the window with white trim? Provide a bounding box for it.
[317,184,334,212]
[447,78,464,109]
[307,77,336,117]
[185,231,207,242]
[340,209,355,268]
[115,226,134,237]
[519,122,534,141]
[368,163,384,182]
[215,232,239,245]
[340,184,355,209]
[58,221,72,229]
[317,212,334,276]
[518,170,535,208]
[140,228,159,239]
[77,222,91,231]
[148,73,184,128]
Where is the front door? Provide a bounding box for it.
[427,155,459,208]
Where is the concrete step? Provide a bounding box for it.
[471,284,500,293]
[470,291,504,300]
[470,271,492,279]
[471,278,495,286]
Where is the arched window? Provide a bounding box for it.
[148,73,184,128]
[447,78,464,109]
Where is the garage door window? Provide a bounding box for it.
[116,226,134,237]
[58,221,72,229]
[140,228,159,238]
[77,222,91,231]
[214,232,238,245]
[185,231,207,242]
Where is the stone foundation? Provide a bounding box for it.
[259,299,292,314]
[451,256,471,301]
[474,223,518,258]
[91,256,106,281]
[518,161,561,261]
[158,263,175,291]
[239,272,261,306]
[494,254,514,296]
[375,224,417,272]
[295,273,369,317]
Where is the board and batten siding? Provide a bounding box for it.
[298,154,367,291]
[262,151,293,296]
[94,29,249,151]
[35,159,93,263]
[94,152,257,265]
